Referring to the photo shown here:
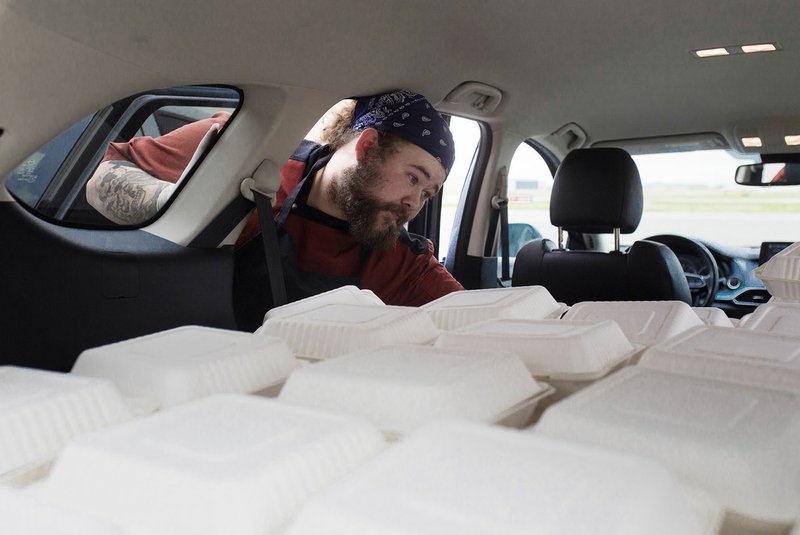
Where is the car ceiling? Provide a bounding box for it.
[2,0,800,175]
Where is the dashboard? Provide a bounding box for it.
[701,241,776,318]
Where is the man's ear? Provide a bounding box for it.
[354,128,379,162]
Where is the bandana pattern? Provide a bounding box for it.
[352,90,456,173]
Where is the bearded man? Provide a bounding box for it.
[86,90,464,311]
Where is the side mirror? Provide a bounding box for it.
[735,162,800,186]
[500,223,543,258]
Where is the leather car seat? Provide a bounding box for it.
[511,148,691,305]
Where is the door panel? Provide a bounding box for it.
[0,201,237,371]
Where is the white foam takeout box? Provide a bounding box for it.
[435,318,639,405]
[284,421,711,535]
[754,241,800,301]
[639,325,800,393]
[421,286,566,330]
[278,344,551,438]
[35,395,386,535]
[260,304,439,361]
[562,300,704,347]
[536,366,800,528]
[72,326,299,411]
[0,366,131,486]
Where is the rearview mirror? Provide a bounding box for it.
[735,163,800,186]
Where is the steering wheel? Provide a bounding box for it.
[644,234,719,308]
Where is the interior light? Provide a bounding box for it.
[785,135,800,146]
[694,47,730,58]
[741,43,777,54]
[741,137,763,148]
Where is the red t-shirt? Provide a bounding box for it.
[102,114,464,306]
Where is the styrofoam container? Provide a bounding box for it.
[260,285,383,325]
[278,345,550,437]
[639,325,800,392]
[754,241,800,300]
[563,300,704,346]
[536,366,800,525]
[738,302,800,337]
[72,326,298,411]
[421,286,566,330]
[36,395,385,535]
[692,307,734,327]
[0,485,126,535]
[260,304,439,360]
[0,366,132,482]
[284,421,710,535]
[435,318,637,381]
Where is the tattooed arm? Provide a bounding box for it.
[86,161,176,225]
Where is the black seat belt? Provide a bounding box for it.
[251,189,287,307]
[490,166,511,286]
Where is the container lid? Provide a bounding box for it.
[261,304,439,360]
[692,307,734,327]
[0,366,131,478]
[639,325,800,392]
[563,300,704,346]
[278,345,546,436]
[435,318,636,381]
[72,326,298,411]
[536,366,800,523]
[422,286,566,330]
[36,395,385,535]
[0,486,126,535]
[261,285,383,324]
[738,302,800,337]
[754,241,800,282]
[284,421,708,535]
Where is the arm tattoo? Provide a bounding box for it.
[93,161,172,225]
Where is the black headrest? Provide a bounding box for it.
[550,148,643,234]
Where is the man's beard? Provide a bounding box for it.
[329,153,410,251]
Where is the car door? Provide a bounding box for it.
[1,86,243,371]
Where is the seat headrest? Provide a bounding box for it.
[550,147,643,234]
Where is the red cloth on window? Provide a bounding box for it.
[103,114,464,306]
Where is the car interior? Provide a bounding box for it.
[1,1,800,531]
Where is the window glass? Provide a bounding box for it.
[438,116,481,261]
[505,142,555,258]
[3,86,241,227]
[628,149,800,247]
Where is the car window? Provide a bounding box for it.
[3,86,241,227]
[628,149,800,248]
[503,142,555,270]
[438,116,482,261]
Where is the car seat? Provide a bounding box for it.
[511,147,691,305]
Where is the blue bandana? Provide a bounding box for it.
[352,90,456,173]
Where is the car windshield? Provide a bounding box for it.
[625,148,800,248]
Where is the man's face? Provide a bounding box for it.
[330,141,446,251]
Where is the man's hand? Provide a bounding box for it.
[86,160,175,225]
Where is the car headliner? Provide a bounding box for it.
[2,0,799,163]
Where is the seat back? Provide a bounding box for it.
[511,148,690,305]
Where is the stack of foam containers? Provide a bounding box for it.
[434,319,637,406]
[35,395,386,535]
[754,241,800,301]
[0,366,131,486]
[738,301,800,337]
[260,304,439,360]
[284,421,711,535]
[0,485,126,534]
[72,326,299,412]
[258,285,384,326]
[278,345,550,438]
[536,366,800,531]
[692,306,734,327]
[422,286,567,330]
[563,300,704,349]
[639,325,800,393]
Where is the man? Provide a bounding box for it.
[86,90,464,308]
